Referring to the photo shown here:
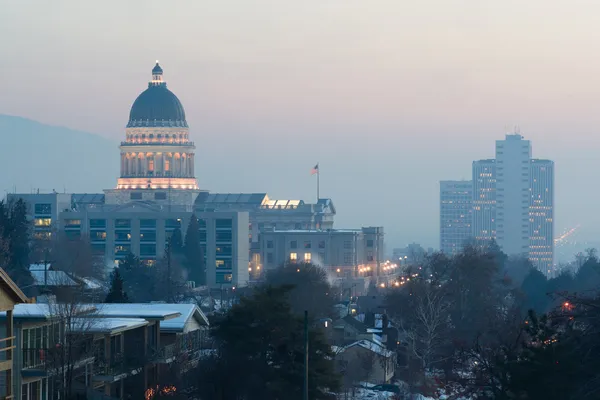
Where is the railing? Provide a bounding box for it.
[22,348,48,369]
[120,141,195,146]
[94,353,147,377]
[157,344,177,362]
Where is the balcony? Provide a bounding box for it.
[94,353,149,381]
[156,343,177,364]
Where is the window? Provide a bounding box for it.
[91,230,106,241]
[304,241,311,249]
[114,245,131,255]
[148,159,154,171]
[216,245,232,256]
[114,231,131,242]
[216,273,233,284]
[344,252,353,265]
[140,231,156,242]
[267,240,274,249]
[290,252,298,262]
[198,218,207,228]
[295,223,302,229]
[34,218,51,227]
[155,192,167,200]
[267,253,274,263]
[92,243,105,255]
[166,218,181,229]
[216,231,232,242]
[89,219,106,228]
[290,240,297,249]
[64,219,81,227]
[216,259,233,269]
[140,219,156,228]
[130,192,142,200]
[367,251,374,262]
[216,219,233,229]
[367,239,374,248]
[115,219,131,228]
[34,204,51,215]
[33,232,51,240]
[140,244,156,257]
[165,160,170,171]
[318,240,326,249]
[343,240,352,249]
[304,253,312,262]
[65,230,81,239]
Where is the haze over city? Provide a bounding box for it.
[2,0,599,249]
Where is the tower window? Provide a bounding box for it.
[148,160,154,171]
[165,160,170,171]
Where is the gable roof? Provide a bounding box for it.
[146,303,209,332]
[339,339,394,358]
[30,270,78,287]
[340,315,367,333]
[92,304,181,321]
[0,268,29,303]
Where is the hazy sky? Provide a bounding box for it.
[2,0,600,249]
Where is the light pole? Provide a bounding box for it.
[303,310,309,400]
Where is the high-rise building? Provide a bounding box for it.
[472,159,496,244]
[529,159,554,274]
[440,180,473,255]
[495,134,532,257]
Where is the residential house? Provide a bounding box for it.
[0,269,29,400]
[334,339,396,384]
[86,305,182,399]
[332,315,367,345]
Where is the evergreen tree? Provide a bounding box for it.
[170,227,184,254]
[0,199,33,286]
[105,267,129,303]
[196,286,339,400]
[184,215,205,285]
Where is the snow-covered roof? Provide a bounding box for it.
[71,318,148,334]
[145,303,209,332]
[29,263,51,271]
[30,270,77,286]
[79,277,103,290]
[0,304,96,320]
[339,340,394,358]
[92,304,181,321]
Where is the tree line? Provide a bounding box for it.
[386,243,600,399]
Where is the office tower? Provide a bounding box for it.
[472,159,496,244]
[440,180,473,255]
[495,134,531,257]
[529,159,554,275]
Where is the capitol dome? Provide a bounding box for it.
[126,62,188,128]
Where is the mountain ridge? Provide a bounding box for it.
[0,114,119,194]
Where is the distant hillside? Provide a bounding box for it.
[0,115,119,194]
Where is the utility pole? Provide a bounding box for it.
[166,237,172,301]
[303,310,309,400]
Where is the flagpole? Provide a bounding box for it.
[317,167,320,202]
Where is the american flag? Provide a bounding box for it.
[310,163,319,175]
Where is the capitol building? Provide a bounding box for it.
[10,63,384,289]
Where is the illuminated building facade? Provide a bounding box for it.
[439,180,472,255]
[529,159,554,274]
[8,63,340,288]
[471,159,496,244]
[259,227,384,277]
[466,134,554,275]
[496,134,531,257]
[105,62,200,206]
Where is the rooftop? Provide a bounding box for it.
[71,317,148,334]
[92,304,181,321]
[142,303,208,332]
[30,270,78,287]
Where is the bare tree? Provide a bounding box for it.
[46,284,100,399]
[51,233,102,279]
